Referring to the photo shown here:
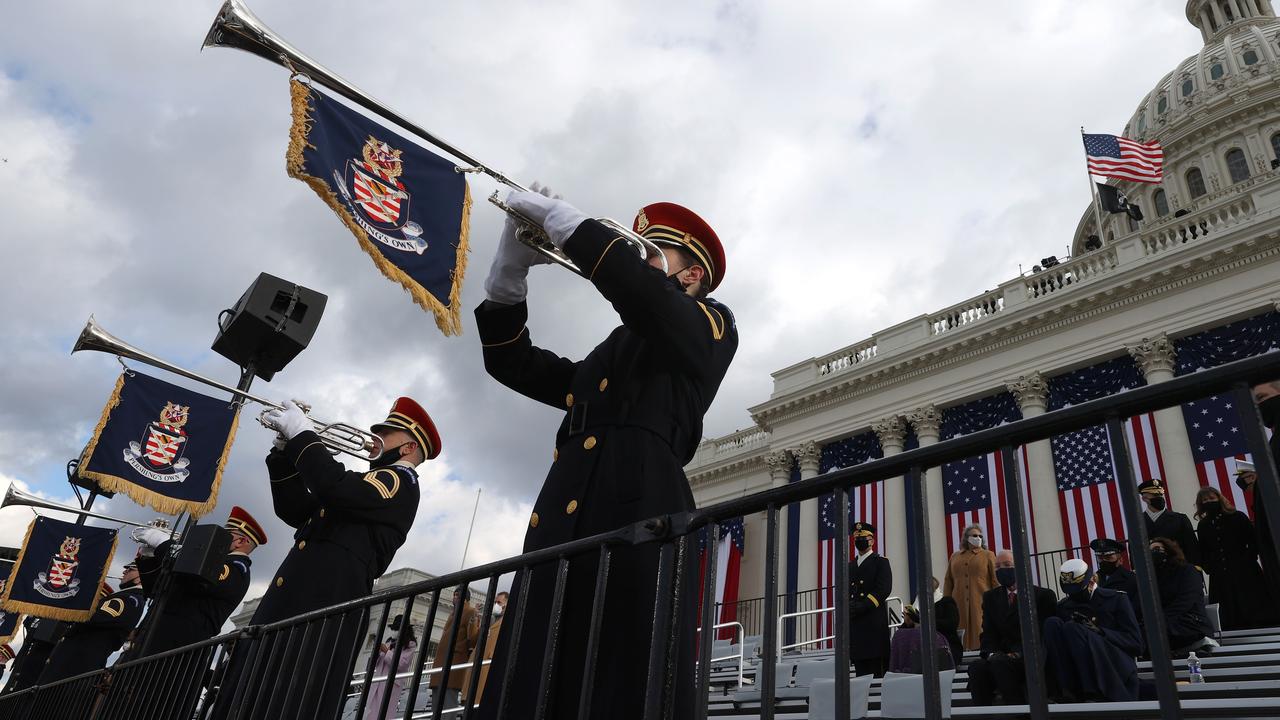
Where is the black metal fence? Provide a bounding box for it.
[3,351,1280,720]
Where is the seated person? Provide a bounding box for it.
[966,550,1058,706]
[1149,536,1213,654]
[921,575,964,667]
[1044,559,1142,702]
[888,604,956,674]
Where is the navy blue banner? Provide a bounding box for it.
[287,81,471,335]
[81,371,239,517]
[0,577,18,642]
[0,517,117,622]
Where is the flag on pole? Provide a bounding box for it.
[80,371,239,517]
[288,80,472,335]
[1083,133,1163,183]
[816,432,883,647]
[1096,183,1144,221]
[697,519,746,641]
[0,517,118,622]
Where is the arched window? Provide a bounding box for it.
[1243,49,1259,65]
[1154,189,1170,217]
[1187,167,1207,198]
[1271,132,1280,160]
[1157,95,1169,114]
[1211,62,1225,80]
[1182,78,1195,97]
[1226,147,1251,182]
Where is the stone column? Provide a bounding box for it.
[1229,0,1246,19]
[1006,372,1066,552]
[872,415,910,602]
[792,441,822,641]
[906,405,948,586]
[764,450,793,617]
[1128,335,1202,509]
[1210,0,1227,26]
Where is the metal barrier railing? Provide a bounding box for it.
[2,351,1279,720]
[773,597,903,660]
[696,621,747,689]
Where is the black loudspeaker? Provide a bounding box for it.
[26,617,68,644]
[211,273,327,382]
[172,524,232,583]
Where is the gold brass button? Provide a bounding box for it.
[319,508,326,518]
[583,436,597,450]
[553,448,559,462]
[276,577,284,587]
[565,393,574,408]
[297,541,306,550]
[566,500,579,515]
[598,378,608,391]
[530,512,540,528]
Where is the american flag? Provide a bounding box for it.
[1083,133,1164,184]
[697,518,746,641]
[1174,310,1280,517]
[940,393,1035,558]
[816,432,883,645]
[1049,356,1165,555]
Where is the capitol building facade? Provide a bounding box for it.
[688,0,1280,628]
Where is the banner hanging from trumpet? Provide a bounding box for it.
[0,517,118,622]
[80,371,239,517]
[287,80,471,335]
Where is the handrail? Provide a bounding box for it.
[696,621,746,689]
[774,596,902,660]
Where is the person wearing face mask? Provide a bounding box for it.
[474,189,736,720]
[38,566,145,684]
[1089,537,1140,621]
[1138,479,1200,568]
[965,550,1057,706]
[240,396,440,719]
[365,616,418,720]
[463,591,508,702]
[1193,486,1275,629]
[1148,537,1212,654]
[1042,558,1141,702]
[943,524,998,651]
[130,505,267,656]
[847,522,892,677]
[1241,380,1280,601]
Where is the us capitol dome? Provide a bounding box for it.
[1073,0,1280,253]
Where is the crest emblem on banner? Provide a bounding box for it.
[333,136,428,255]
[125,401,191,481]
[35,536,83,600]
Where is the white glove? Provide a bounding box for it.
[506,183,589,249]
[131,526,170,549]
[261,399,310,440]
[271,432,288,451]
[484,217,551,305]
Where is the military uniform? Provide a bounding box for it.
[1140,479,1201,566]
[1044,587,1142,701]
[847,522,892,677]
[474,208,737,719]
[0,617,65,695]
[135,540,252,654]
[39,586,144,684]
[1090,537,1140,621]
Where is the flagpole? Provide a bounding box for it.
[1082,127,1108,246]
[459,488,481,571]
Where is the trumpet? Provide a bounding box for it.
[202,0,669,277]
[71,317,381,460]
[2,484,174,533]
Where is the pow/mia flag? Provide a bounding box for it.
[80,371,239,517]
[1096,182,1144,222]
[0,517,117,622]
[287,80,471,335]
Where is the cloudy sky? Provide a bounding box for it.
[0,1,1199,616]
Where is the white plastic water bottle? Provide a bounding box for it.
[1187,652,1205,683]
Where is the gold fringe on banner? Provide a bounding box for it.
[0,519,119,623]
[78,374,239,518]
[286,79,471,336]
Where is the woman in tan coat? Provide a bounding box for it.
[943,524,998,651]
[430,587,480,712]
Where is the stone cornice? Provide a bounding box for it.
[1128,333,1178,377]
[749,230,1280,432]
[1006,372,1049,410]
[688,453,767,488]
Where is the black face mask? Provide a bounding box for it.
[1259,395,1280,430]
[1147,497,1166,512]
[1059,580,1089,599]
[1237,474,1254,491]
[1200,501,1221,516]
[1151,548,1169,566]
[369,443,410,469]
[1097,560,1118,574]
[854,537,871,553]
[996,567,1017,588]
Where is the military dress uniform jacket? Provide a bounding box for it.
[473,218,737,719]
[40,587,145,684]
[0,618,65,694]
[1048,588,1142,701]
[1145,510,1201,567]
[254,432,421,623]
[1095,566,1140,620]
[848,552,892,663]
[135,540,252,654]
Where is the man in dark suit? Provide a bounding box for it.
[1091,537,1139,620]
[1140,478,1200,567]
[132,505,267,654]
[1044,558,1142,701]
[847,521,892,677]
[475,193,736,719]
[966,550,1057,705]
[39,568,145,684]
